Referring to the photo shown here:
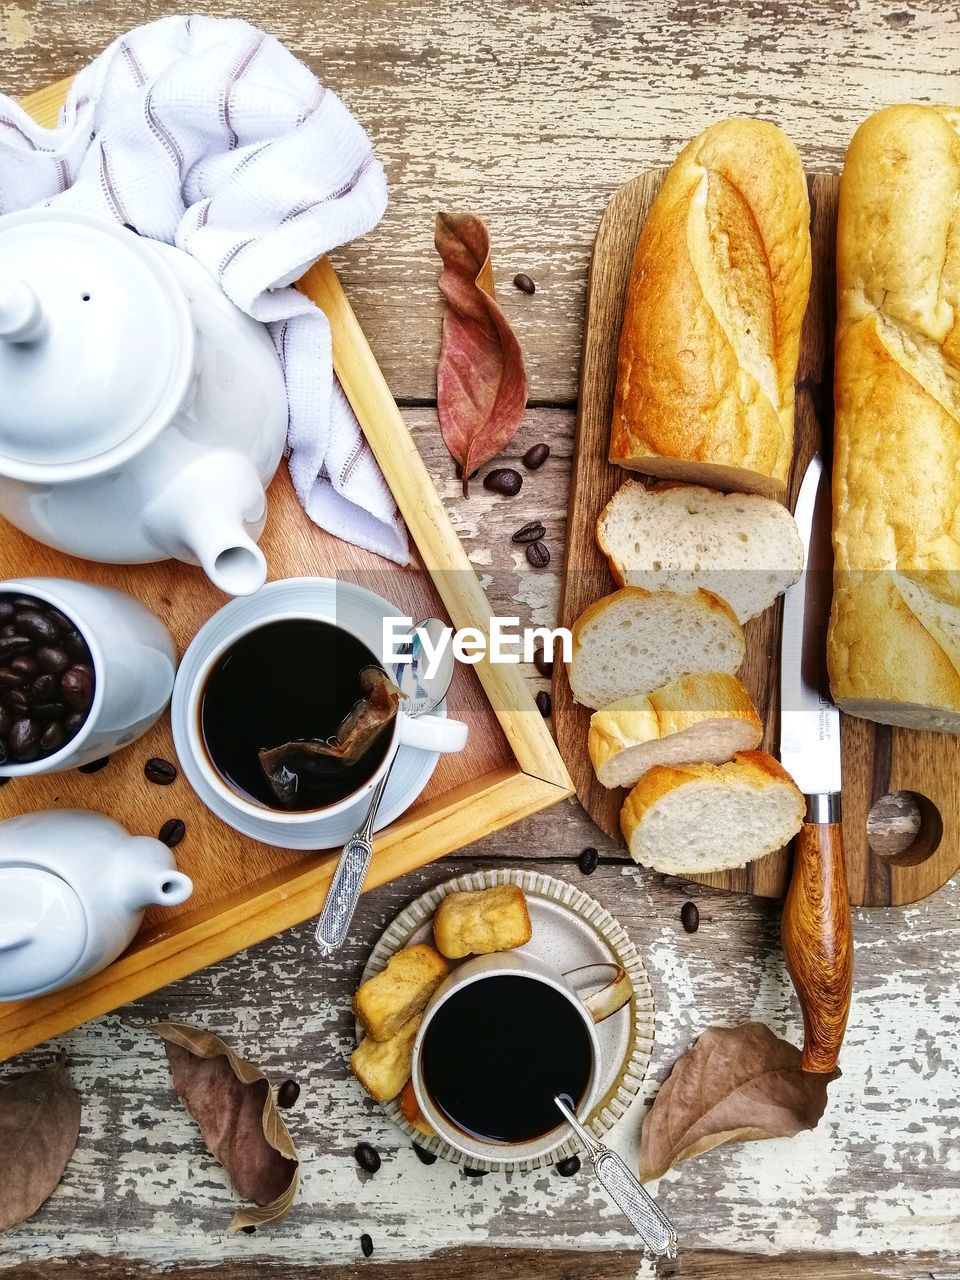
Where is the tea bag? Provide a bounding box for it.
[258,666,401,807]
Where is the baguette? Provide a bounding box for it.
[567,586,745,709]
[829,105,960,732]
[589,673,762,790]
[609,119,811,500]
[596,480,803,622]
[620,751,805,875]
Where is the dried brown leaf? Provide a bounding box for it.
[435,211,527,494]
[639,1022,838,1182]
[153,1022,299,1233]
[0,1052,81,1233]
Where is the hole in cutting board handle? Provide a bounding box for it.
[867,790,943,867]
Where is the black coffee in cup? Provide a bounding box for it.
[421,974,593,1144]
[200,619,392,811]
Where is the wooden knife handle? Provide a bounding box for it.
[781,814,853,1073]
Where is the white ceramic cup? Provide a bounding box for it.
[411,951,634,1164]
[172,585,468,842]
[0,577,177,776]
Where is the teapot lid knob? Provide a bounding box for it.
[0,865,88,1001]
[0,275,46,344]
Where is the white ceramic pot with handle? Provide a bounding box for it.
[0,809,193,1002]
[0,210,288,596]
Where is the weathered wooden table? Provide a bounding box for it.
[2,2,959,1277]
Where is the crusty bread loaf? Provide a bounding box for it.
[609,119,811,500]
[589,673,762,789]
[568,587,745,709]
[350,1013,423,1103]
[433,885,532,959]
[620,751,805,875]
[829,105,960,733]
[353,944,448,1043]
[596,480,803,622]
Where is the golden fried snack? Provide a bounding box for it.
[350,1013,423,1103]
[399,1078,436,1138]
[353,943,449,1042]
[432,884,532,960]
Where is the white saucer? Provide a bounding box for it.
[171,578,444,850]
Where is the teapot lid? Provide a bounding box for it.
[0,864,87,1000]
[0,210,195,482]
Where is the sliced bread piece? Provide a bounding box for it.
[589,673,762,789]
[596,480,803,623]
[568,586,745,709]
[620,751,805,874]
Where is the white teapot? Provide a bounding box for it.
[0,809,193,1002]
[0,210,288,596]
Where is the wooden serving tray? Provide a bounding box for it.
[0,80,572,1061]
[553,169,959,909]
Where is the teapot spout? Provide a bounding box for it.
[142,450,269,596]
[121,838,193,911]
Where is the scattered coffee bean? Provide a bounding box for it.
[463,1166,486,1178]
[483,467,523,497]
[413,1144,437,1165]
[511,520,546,544]
[522,442,550,470]
[240,1225,257,1235]
[144,757,177,786]
[533,646,554,678]
[360,1233,374,1258]
[0,775,10,788]
[159,818,186,849]
[526,541,550,568]
[578,846,599,875]
[61,665,94,711]
[536,690,552,718]
[513,272,536,294]
[556,1154,581,1177]
[355,1141,381,1174]
[681,901,700,933]
[78,755,109,774]
[277,1078,301,1109]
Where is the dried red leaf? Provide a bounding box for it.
[153,1023,299,1232]
[0,1053,80,1233]
[639,1022,837,1182]
[435,212,528,494]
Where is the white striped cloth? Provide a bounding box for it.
[0,14,410,563]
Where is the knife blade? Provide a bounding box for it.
[779,453,854,1075]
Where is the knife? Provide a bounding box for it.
[779,453,854,1074]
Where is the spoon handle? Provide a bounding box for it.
[314,768,391,956]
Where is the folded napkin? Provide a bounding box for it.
[0,14,410,563]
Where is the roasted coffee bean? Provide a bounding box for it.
[14,609,59,643]
[354,1142,381,1174]
[413,1144,437,1165]
[64,629,88,658]
[6,690,30,714]
[0,705,10,736]
[556,1155,581,1177]
[144,757,177,786]
[159,818,186,849]
[360,1233,374,1258]
[483,467,523,497]
[277,1078,300,1109]
[681,901,700,933]
[0,602,13,624]
[0,773,9,786]
[0,636,31,661]
[522,442,550,470]
[0,670,24,689]
[61,665,94,711]
[513,272,536,294]
[36,646,70,674]
[525,541,550,568]
[536,690,552,718]
[240,1225,257,1235]
[31,673,57,700]
[32,702,66,722]
[533,646,554,678]
[10,656,38,679]
[578,846,599,875]
[78,756,110,774]
[0,624,16,639]
[9,598,39,610]
[64,711,87,737]
[463,1166,486,1178]
[40,721,66,754]
[511,520,546,544]
[8,718,38,761]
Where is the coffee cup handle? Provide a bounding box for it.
[397,712,469,755]
[564,963,633,1024]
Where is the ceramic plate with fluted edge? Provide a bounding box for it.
[170,577,444,850]
[356,867,655,1171]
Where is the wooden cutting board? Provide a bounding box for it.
[553,170,959,908]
